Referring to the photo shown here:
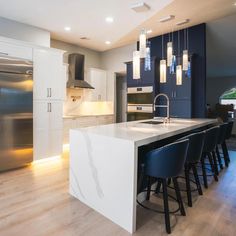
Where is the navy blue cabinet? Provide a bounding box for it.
[170,100,192,118]
[126,58,158,88]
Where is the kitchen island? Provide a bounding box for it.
[69,118,216,233]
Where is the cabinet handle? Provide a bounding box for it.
[49,103,52,112]
[47,103,50,112]
[47,88,49,98]
[174,91,177,98]
[50,88,52,97]
[0,52,8,55]
[171,91,173,98]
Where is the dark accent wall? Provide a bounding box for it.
[140,23,206,118]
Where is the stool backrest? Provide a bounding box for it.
[217,123,228,144]
[180,131,205,163]
[145,139,189,179]
[203,126,220,152]
[225,121,234,140]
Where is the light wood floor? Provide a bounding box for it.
[1,149,236,236]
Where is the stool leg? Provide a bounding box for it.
[155,179,162,194]
[207,152,218,181]
[184,164,192,207]
[162,179,171,234]
[222,141,230,166]
[216,145,224,170]
[212,151,219,176]
[173,178,186,216]
[192,164,203,195]
[146,176,151,201]
[201,154,208,188]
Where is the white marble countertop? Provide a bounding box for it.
[73,118,217,145]
[63,114,114,119]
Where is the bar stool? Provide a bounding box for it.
[222,121,234,164]
[215,123,228,168]
[137,139,189,234]
[179,131,205,207]
[201,126,220,188]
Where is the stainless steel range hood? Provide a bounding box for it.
[67,53,94,89]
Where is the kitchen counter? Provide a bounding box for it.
[69,118,217,233]
[63,114,114,119]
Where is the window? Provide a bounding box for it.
[220,88,236,109]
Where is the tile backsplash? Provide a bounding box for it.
[64,88,114,116]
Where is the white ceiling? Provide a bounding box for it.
[0,0,235,51]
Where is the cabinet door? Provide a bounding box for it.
[33,129,50,161]
[49,101,63,130]
[33,49,64,100]
[33,101,50,130]
[170,100,192,118]
[0,41,32,60]
[87,68,107,101]
[48,129,63,157]
[174,75,191,100]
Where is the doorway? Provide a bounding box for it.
[115,73,127,123]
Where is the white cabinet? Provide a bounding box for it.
[0,41,32,60]
[33,48,64,100]
[87,68,107,101]
[34,101,63,160]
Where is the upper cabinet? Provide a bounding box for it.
[0,41,33,60]
[33,48,65,100]
[126,58,158,88]
[87,68,107,101]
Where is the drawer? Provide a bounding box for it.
[0,41,33,60]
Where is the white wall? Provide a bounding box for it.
[0,17,50,47]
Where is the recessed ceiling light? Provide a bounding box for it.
[147,29,152,34]
[105,17,114,23]
[159,15,175,23]
[105,41,111,45]
[64,26,71,31]
[234,2,236,6]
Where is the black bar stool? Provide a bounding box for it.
[216,123,228,168]
[137,139,189,234]
[222,121,234,164]
[179,131,205,207]
[201,126,220,188]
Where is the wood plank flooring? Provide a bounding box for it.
[1,149,236,235]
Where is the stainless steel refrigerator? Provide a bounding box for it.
[0,56,33,172]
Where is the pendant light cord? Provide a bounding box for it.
[162,34,164,59]
[178,30,180,64]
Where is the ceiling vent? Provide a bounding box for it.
[131,2,150,12]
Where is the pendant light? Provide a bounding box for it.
[183,29,188,71]
[160,35,167,83]
[139,29,147,58]
[144,41,151,71]
[167,32,173,67]
[133,51,140,79]
[176,31,182,85]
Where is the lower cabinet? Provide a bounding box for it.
[63,115,114,144]
[34,100,63,160]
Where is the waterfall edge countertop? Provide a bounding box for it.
[69,118,217,234]
[71,118,217,146]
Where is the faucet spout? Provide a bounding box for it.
[153,93,170,122]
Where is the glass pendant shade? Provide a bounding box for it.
[167,42,173,67]
[176,65,182,85]
[183,50,188,71]
[133,51,140,79]
[139,29,147,58]
[160,59,167,83]
[144,41,151,71]
[169,55,176,74]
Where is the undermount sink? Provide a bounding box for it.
[140,120,163,125]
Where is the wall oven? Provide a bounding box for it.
[127,86,154,121]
